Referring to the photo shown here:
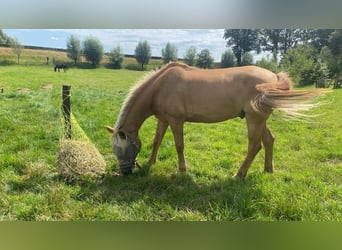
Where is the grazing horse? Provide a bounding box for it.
[105,62,326,177]
[54,64,68,72]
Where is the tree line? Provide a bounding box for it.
[1,29,341,88]
[68,29,341,88]
[65,36,216,70]
[223,29,342,88]
[0,30,215,70]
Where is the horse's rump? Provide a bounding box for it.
[255,72,292,92]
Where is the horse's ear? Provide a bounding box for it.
[104,125,114,133]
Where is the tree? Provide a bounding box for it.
[196,49,213,68]
[223,29,260,66]
[310,29,335,52]
[320,46,342,88]
[260,29,282,63]
[241,52,253,66]
[109,45,124,69]
[161,42,178,64]
[260,29,312,63]
[0,29,13,45]
[82,37,104,66]
[279,29,302,54]
[67,35,81,65]
[184,46,197,66]
[280,44,317,85]
[221,50,236,68]
[328,30,342,56]
[255,57,279,73]
[135,40,151,70]
[326,30,342,88]
[10,37,23,64]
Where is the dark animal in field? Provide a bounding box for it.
[105,62,327,177]
[54,64,68,72]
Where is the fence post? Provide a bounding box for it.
[62,85,71,139]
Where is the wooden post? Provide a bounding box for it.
[62,85,71,139]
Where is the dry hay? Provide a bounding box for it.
[56,139,106,182]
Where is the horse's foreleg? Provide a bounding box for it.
[148,119,168,165]
[262,125,274,173]
[233,117,264,178]
[169,120,186,172]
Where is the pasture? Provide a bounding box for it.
[0,64,342,221]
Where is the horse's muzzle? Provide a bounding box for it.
[118,159,137,175]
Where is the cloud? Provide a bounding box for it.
[50,36,59,41]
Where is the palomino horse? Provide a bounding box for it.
[105,62,326,177]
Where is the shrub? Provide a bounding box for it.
[109,46,124,69]
[221,50,236,68]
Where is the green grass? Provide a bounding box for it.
[1,64,342,221]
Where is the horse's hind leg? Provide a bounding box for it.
[169,120,186,172]
[262,125,274,173]
[148,119,168,165]
[233,115,264,178]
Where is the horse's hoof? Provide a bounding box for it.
[232,173,245,180]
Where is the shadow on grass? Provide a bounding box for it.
[77,164,265,220]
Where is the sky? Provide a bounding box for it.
[3,29,267,63]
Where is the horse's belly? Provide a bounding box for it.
[185,105,241,123]
[179,92,242,122]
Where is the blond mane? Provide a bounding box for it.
[114,62,194,130]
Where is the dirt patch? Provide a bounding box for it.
[42,84,54,90]
[16,87,31,93]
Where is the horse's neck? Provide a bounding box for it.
[121,87,153,136]
[117,64,180,135]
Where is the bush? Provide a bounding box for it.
[299,61,325,86]
[109,46,124,69]
[255,57,279,72]
[184,46,197,66]
[241,52,253,66]
[221,50,236,68]
[280,44,317,85]
[196,49,213,68]
[161,42,178,64]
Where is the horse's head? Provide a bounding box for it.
[105,126,141,175]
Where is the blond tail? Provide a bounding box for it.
[252,73,330,118]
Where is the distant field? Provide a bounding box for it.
[0,63,341,221]
[0,46,163,69]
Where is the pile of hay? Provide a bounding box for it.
[57,102,107,182]
[57,139,106,182]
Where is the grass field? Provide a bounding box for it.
[1,61,342,220]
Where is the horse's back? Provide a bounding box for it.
[152,65,278,122]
